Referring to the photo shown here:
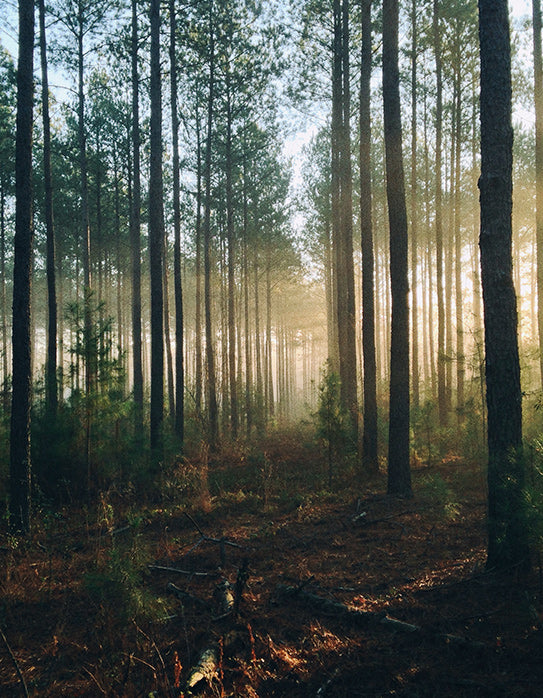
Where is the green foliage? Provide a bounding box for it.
[523,442,543,549]
[418,472,461,522]
[314,361,350,489]
[31,296,152,499]
[84,532,168,625]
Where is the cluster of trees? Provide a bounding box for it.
[1,0,540,569]
[2,0,327,527]
[294,0,535,568]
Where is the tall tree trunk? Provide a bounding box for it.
[195,111,203,415]
[331,0,342,377]
[478,0,528,570]
[10,0,34,534]
[243,231,252,435]
[453,57,465,422]
[76,7,93,491]
[204,1,218,446]
[359,0,378,473]
[0,181,8,407]
[130,0,144,440]
[39,0,57,417]
[149,0,165,459]
[433,0,447,427]
[225,69,238,438]
[170,0,184,446]
[410,0,419,411]
[534,0,543,388]
[266,240,274,420]
[163,240,175,420]
[340,0,358,444]
[383,0,412,497]
[332,0,358,446]
[254,245,264,429]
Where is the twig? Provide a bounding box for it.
[183,513,243,550]
[167,582,209,608]
[352,510,414,526]
[134,624,175,698]
[82,666,107,695]
[0,625,29,698]
[148,564,217,577]
[184,511,205,537]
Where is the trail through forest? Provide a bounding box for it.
[1,431,542,697]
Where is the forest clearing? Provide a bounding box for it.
[1,429,543,697]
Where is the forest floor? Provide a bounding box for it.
[1,426,543,697]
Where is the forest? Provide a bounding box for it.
[2,0,543,695]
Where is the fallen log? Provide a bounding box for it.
[213,579,235,619]
[274,584,381,625]
[276,584,488,650]
[185,647,219,692]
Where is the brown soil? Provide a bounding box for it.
[1,436,542,697]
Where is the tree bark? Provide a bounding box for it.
[433,0,447,427]
[39,0,57,417]
[383,0,412,497]
[204,0,219,447]
[149,0,165,459]
[170,0,184,447]
[533,0,543,389]
[478,0,529,570]
[359,0,378,473]
[10,0,34,534]
[130,0,144,440]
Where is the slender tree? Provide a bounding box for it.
[383,0,412,497]
[39,0,57,416]
[170,0,184,446]
[359,0,378,472]
[478,0,529,569]
[204,0,219,446]
[10,0,35,533]
[534,0,543,388]
[149,0,165,458]
[433,0,447,427]
[331,0,358,447]
[130,0,144,440]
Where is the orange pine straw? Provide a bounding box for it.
[247,623,257,664]
[173,651,182,689]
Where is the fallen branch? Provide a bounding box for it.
[274,584,380,625]
[148,564,217,578]
[167,583,209,609]
[352,510,413,526]
[183,513,243,567]
[276,584,487,649]
[0,625,29,698]
[185,647,219,692]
